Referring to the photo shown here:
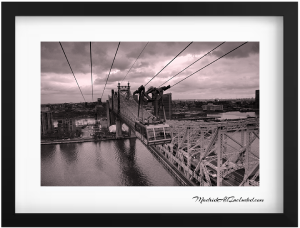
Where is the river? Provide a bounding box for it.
[44,112,259,186]
[41,138,180,186]
[207,111,259,120]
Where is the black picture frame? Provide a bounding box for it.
[2,2,298,227]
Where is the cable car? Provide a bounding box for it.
[135,121,172,146]
[133,85,172,146]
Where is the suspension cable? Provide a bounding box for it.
[121,42,149,83]
[145,42,193,86]
[59,42,86,102]
[90,42,93,102]
[160,42,225,87]
[100,42,120,99]
[171,42,248,88]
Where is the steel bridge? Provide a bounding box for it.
[106,83,259,186]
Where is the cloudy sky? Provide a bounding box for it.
[41,42,259,104]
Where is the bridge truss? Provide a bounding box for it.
[107,88,259,186]
[160,119,259,186]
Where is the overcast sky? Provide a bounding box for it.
[41,42,259,104]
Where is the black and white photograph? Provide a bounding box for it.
[41,41,259,187]
[2,0,297,225]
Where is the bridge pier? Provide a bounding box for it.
[115,117,123,139]
[128,127,135,137]
[110,112,116,125]
[106,100,111,125]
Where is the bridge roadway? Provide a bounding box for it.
[207,159,245,186]
[206,166,244,186]
[108,93,259,187]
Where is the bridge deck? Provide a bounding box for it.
[107,93,259,187]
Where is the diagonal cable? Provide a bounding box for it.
[160,42,225,87]
[90,42,93,102]
[59,42,86,102]
[101,42,120,99]
[145,42,193,86]
[121,42,149,83]
[172,42,248,88]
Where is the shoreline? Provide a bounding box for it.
[41,136,136,145]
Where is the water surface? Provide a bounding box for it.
[41,139,180,186]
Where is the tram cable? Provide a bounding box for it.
[100,42,121,99]
[90,42,93,102]
[59,42,86,102]
[145,42,193,86]
[171,42,248,88]
[121,42,149,83]
[160,42,225,87]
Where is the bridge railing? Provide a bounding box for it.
[109,93,154,128]
[108,91,259,186]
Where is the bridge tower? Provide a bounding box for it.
[108,89,116,125]
[118,82,131,99]
[115,84,122,138]
[107,83,135,138]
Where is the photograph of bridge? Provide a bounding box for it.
[41,41,259,186]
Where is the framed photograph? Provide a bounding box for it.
[2,2,298,227]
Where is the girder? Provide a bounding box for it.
[107,91,259,187]
[239,163,259,186]
[253,131,259,139]
[201,128,218,160]
[201,163,212,186]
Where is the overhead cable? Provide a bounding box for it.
[145,42,193,86]
[101,42,121,99]
[121,42,149,83]
[59,42,86,102]
[160,42,225,87]
[171,42,248,88]
[90,42,93,102]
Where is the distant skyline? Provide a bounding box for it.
[41,98,256,105]
[41,42,259,104]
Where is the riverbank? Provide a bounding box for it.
[41,136,136,145]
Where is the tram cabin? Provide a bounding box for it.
[135,122,172,146]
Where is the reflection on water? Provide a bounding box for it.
[114,139,151,186]
[60,143,78,165]
[41,139,179,186]
[41,144,56,162]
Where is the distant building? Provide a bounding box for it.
[159,93,172,120]
[100,118,108,128]
[41,104,49,110]
[41,106,54,135]
[97,98,102,105]
[255,90,259,109]
[202,103,223,111]
[57,118,76,132]
[95,103,104,120]
[86,102,97,109]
